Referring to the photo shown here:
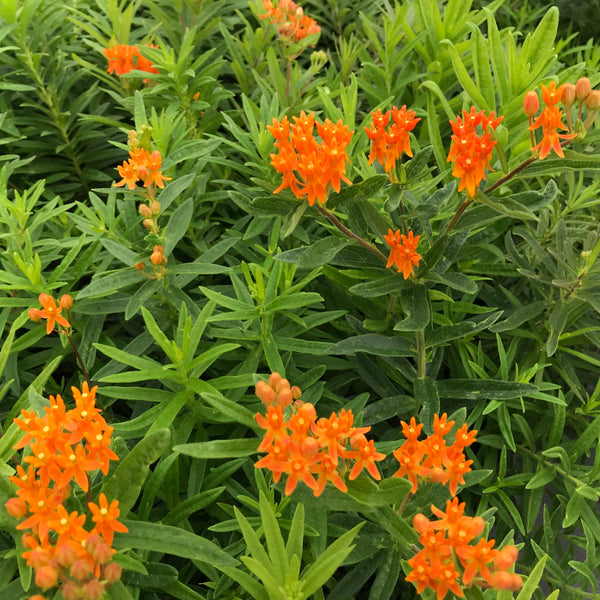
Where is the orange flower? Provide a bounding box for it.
[103,44,158,79]
[268,111,353,206]
[345,436,385,480]
[529,104,575,159]
[88,494,129,546]
[29,293,72,335]
[365,105,420,173]
[114,147,170,191]
[447,107,503,198]
[260,0,320,43]
[383,229,421,279]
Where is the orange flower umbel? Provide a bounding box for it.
[29,294,73,335]
[260,0,321,43]
[114,148,170,192]
[392,414,476,495]
[383,229,421,279]
[267,112,353,206]
[447,107,503,198]
[254,373,384,496]
[7,384,126,599]
[526,82,576,159]
[364,105,420,174]
[407,498,522,599]
[102,44,159,80]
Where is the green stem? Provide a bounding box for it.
[316,204,388,263]
[416,329,426,379]
[64,330,91,385]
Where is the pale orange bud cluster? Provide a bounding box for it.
[392,414,476,495]
[29,293,73,335]
[407,497,521,598]
[254,373,384,496]
[255,372,301,408]
[150,244,167,266]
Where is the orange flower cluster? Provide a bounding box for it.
[525,81,578,159]
[29,293,73,335]
[407,498,521,599]
[383,229,422,279]
[114,146,170,191]
[447,107,503,198]
[254,373,385,496]
[260,0,321,43]
[102,44,159,79]
[6,383,127,599]
[267,111,353,206]
[392,414,476,495]
[364,106,420,173]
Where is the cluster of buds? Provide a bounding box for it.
[254,373,385,496]
[364,106,420,177]
[447,107,503,198]
[259,0,320,44]
[407,498,521,598]
[102,43,159,82]
[29,293,73,335]
[267,111,353,206]
[6,384,126,599]
[383,229,422,279]
[392,414,476,495]
[134,245,168,280]
[139,200,161,234]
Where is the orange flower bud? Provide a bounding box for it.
[576,77,591,101]
[56,543,78,567]
[29,595,48,600]
[509,573,523,591]
[150,201,161,216]
[268,372,282,388]
[413,513,430,534]
[103,562,123,584]
[134,262,146,270]
[585,89,600,111]
[5,497,28,518]
[494,544,518,569]
[523,91,540,116]
[561,83,576,107]
[491,570,514,590]
[255,381,276,405]
[297,402,316,423]
[153,244,164,253]
[139,203,152,218]
[28,308,42,321]
[35,565,58,590]
[70,558,92,581]
[276,388,292,408]
[59,294,73,309]
[150,250,163,266]
[142,218,154,230]
[301,437,319,456]
[61,582,82,600]
[84,580,105,600]
[290,385,302,399]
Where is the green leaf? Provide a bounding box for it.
[393,285,430,331]
[295,237,350,269]
[426,311,502,347]
[349,274,409,298]
[102,429,171,518]
[516,555,547,600]
[174,439,258,459]
[489,301,547,332]
[346,477,412,507]
[369,547,401,600]
[113,521,238,567]
[441,39,489,108]
[546,301,568,357]
[328,175,388,209]
[525,467,556,490]
[415,377,440,434]
[470,26,495,109]
[162,488,226,526]
[436,380,538,400]
[259,491,288,584]
[165,198,194,255]
[327,334,414,357]
[570,413,600,460]
[264,292,322,314]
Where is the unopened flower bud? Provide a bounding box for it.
[142,218,154,230]
[298,402,316,423]
[127,129,139,150]
[255,380,276,405]
[103,562,123,584]
[585,89,600,111]
[61,581,82,600]
[56,543,78,567]
[29,595,48,600]
[69,558,92,581]
[276,388,292,408]
[83,580,105,600]
[290,385,302,399]
[150,201,161,216]
[5,497,27,518]
[153,244,164,253]
[35,565,58,590]
[522,91,539,116]
[268,372,282,388]
[134,262,146,271]
[150,250,163,266]
[509,573,523,591]
[413,513,430,534]
[301,437,319,456]
[60,294,73,309]
[88,539,113,565]
[491,570,514,590]
[310,50,327,73]
[28,308,42,321]
[139,203,152,218]
[561,83,576,107]
[494,544,518,569]
[576,77,591,101]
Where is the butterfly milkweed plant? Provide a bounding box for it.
[1,0,600,598]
